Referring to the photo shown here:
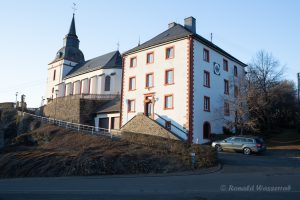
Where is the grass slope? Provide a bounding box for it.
[0,125,217,178]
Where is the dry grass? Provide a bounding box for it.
[266,129,300,150]
[0,125,217,178]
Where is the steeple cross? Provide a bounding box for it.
[72,3,77,14]
[117,41,120,51]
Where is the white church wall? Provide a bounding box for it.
[46,60,78,101]
[64,68,122,95]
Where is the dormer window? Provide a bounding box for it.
[56,52,63,58]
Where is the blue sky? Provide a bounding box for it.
[0,0,299,107]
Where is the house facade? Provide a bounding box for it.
[121,17,247,144]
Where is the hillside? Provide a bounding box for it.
[0,124,217,178]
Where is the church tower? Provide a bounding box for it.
[46,14,85,101]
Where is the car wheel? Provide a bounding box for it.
[215,145,222,152]
[243,147,251,155]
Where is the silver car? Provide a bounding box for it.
[211,136,266,155]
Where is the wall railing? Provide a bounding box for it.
[19,111,121,138]
[47,94,120,103]
[154,113,187,141]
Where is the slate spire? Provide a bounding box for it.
[63,14,80,48]
[68,14,77,36]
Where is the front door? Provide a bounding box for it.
[144,94,154,118]
[145,101,152,117]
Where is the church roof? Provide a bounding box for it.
[50,46,85,64]
[124,23,247,67]
[96,97,120,114]
[64,50,122,79]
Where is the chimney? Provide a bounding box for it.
[168,22,176,29]
[184,16,196,34]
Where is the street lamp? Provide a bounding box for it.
[54,89,59,124]
[15,92,18,108]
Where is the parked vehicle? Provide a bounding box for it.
[211,135,266,155]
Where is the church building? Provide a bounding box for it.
[46,14,122,101]
[121,17,247,144]
[45,14,122,130]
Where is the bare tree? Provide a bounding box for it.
[216,75,258,135]
[247,50,285,133]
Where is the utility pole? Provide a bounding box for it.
[297,73,300,103]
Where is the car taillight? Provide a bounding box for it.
[256,143,262,147]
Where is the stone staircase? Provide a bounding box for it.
[121,113,186,141]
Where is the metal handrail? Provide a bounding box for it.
[154,113,188,136]
[20,112,121,138]
[47,94,120,103]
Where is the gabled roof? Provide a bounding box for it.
[124,24,191,55]
[96,97,120,114]
[124,23,247,67]
[64,50,122,79]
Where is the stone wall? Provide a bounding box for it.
[0,103,15,110]
[121,113,180,140]
[0,132,3,149]
[79,99,109,125]
[43,96,109,125]
[43,96,81,123]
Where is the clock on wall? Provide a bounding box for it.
[213,62,221,75]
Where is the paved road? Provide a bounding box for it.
[0,150,299,200]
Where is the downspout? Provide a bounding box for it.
[120,56,125,128]
[188,35,194,144]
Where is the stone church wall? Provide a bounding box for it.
[43,96,108,125]
[43,96,81,123]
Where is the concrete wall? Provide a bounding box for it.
[121,113,180,140]
[43,96,109,125]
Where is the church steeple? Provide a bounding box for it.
[68,14,76,36]
[51,14,84,64]
[63,14,80,48]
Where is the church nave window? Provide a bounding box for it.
[104,76,111,91]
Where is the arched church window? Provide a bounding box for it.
[53,70,56,81]
[104,76,111,91]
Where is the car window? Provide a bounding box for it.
[240,138,248,143]
[233,138,242,143]
[246,138,254,143]
[226,137,234,142]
